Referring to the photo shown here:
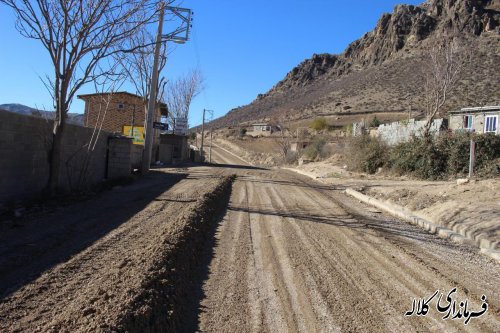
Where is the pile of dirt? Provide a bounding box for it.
[0,172,235,332]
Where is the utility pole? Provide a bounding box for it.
[142,2,165,173]
[142,4,193,173]
[200,109,206,162]
[209,130,213,163]
[200,109,213,162]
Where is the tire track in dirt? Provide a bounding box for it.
[273,184,448,332]
[200,145,500,333]
[297,177,500,332]
[279,176,499,332]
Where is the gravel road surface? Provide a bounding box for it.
[198,145,499,333]
[0,145,498,332]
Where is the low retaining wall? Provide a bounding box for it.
[107,137,132,179]
[345,188,500,262]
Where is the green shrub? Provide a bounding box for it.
[369,116,382,128]
[440,132,471,176]
[475,133,500,172]
[389,136,447,179]
[346,135,388,174]
[304,137,327,160]
[478,158,500,177]
[310,117,328,131]
[388,133,500,179]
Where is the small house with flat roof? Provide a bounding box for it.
[449,106,499,134]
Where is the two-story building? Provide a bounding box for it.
[78,91,169,167]
[78,91,168,144]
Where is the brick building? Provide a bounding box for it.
[78,91,168,137]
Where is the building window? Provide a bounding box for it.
[118,103,124,109]
[484,115,498,134]
[463,115,473,130]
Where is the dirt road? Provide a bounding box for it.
[0,145,498,332]
[198,145,500,332]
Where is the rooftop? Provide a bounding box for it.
[450,105,500,114]
[77,91,143,100]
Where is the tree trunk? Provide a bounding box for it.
[47,119,66,195]
[47,88,67,195]
[423,117,433,137]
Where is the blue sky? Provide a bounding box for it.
[0,0,422,127]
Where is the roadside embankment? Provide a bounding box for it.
[0,171,235,333]
[117,175,235,332]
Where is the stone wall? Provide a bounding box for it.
[0,110,110,203]
[377,118,445,145]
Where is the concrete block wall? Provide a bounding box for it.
[131,144,143,169]
[377,119,444,146]
[0,110,109,203]
[159,144,173,164]
[107,137,132,179]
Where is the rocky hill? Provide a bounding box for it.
[209,0,500,128]
[0,104,84,126]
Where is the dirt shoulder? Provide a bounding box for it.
[287,159,500,252]
[0,167,234,332]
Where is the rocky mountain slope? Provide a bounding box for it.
[0,104,84,126]
[210,0,500,128]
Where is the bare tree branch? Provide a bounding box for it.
[1,0,165,193]
[423,35,470,135]
[164,69,204,128]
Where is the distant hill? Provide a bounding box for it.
[207,0,500,128]
[0,103,84,126]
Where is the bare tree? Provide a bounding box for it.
[423,36,469,135]
[115,28,170,108]
[164,69,204,128]
[1,0,160,193]
[272,118,293,163]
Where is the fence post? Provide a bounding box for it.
[468,138,475,179]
